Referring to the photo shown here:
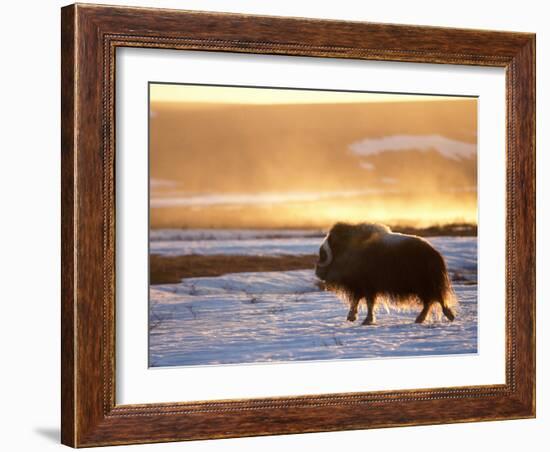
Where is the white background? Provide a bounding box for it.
[0,1,546,451]
[117,50,505,404]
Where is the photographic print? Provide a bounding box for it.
[148,83,478,368]
[61,6,535,444]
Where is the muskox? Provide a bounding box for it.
[315,222,456,325]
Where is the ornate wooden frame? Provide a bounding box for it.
[61,3,535,447]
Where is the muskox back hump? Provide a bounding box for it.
[380,232,410,245]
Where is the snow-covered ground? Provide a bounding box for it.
[149,230,477,367]
[150,228,324,242]
[150,236,323,257]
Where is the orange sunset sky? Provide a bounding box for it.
[149,84,477,229]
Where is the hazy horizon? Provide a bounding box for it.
[149,84,477,229]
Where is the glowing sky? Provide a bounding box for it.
[149,83,477,228]
[149,83,472,105]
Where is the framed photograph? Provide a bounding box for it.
[61,3,535,447]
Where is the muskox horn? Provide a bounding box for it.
[317,238,333,267]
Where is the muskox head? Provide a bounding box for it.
[315,222,390,281]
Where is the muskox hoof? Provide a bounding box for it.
[362,318,376,325]
[442,307,456,321]
[347,312,357,322]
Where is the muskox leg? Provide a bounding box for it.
[362,297,376,325]
[439,301,456,321]
[346,295,361,322]
[415,300,433,324]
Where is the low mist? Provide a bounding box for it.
[149,86,477,229]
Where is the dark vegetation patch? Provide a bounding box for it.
[150,254,317,284]
[391,223,477,237]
